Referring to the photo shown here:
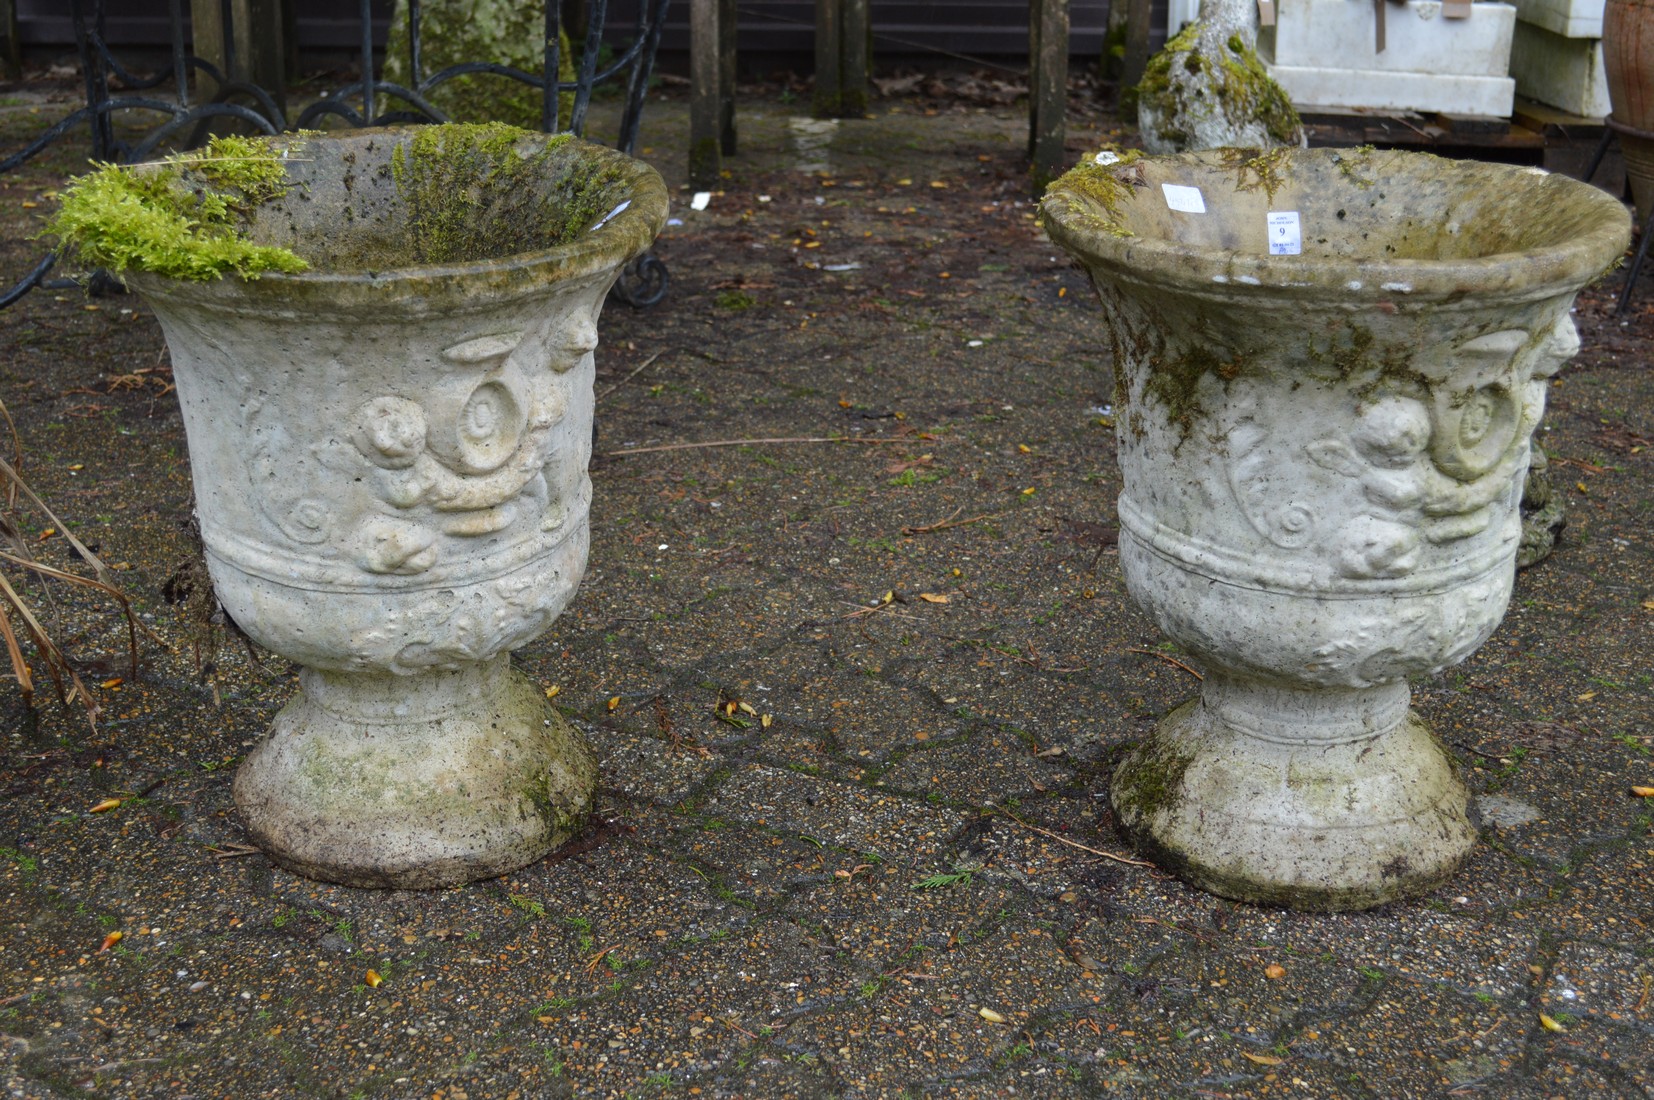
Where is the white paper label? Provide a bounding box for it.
[1267,211,1302,255]
[1161,183,1206,214]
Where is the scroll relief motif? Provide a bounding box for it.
[1226,317,1576,582]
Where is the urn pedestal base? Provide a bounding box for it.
[233,655,596,889]
[1111,679,1479,912]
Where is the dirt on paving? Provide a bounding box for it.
[0,69,1651,1099]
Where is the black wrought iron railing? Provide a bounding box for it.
[1,0,672,310]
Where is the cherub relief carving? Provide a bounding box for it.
[1227,320,1573,582]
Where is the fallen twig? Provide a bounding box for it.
[1126,646,1204,681]
[607,437,909,457]
[990,804,1153,868]
[206,843,262,860]
[902,509,995,536]
[596,351,662,400]
[584,945,620,974]
[718,1016,758,1040]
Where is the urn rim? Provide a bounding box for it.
[124,126,667,313]
[1040,147,1631,305]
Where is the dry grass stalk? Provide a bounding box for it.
[0,397,162,729]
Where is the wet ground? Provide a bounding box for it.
[0,73,1652,1098]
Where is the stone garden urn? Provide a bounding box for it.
[74,126,665,887]
[1041,147,1628,910]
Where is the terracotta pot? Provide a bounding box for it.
[1042,147,1629,910]
[1604,0,1654,220]
[125,127,666,887]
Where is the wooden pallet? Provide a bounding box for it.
[1300,97,1623,186]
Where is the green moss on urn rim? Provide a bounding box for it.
[122,125,667,315]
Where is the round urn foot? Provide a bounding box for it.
[233,656,596,888]
[1110,682,1478,912]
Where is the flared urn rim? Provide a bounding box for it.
[1040,147,1631,304]
[125,126,668,315]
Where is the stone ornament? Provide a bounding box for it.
[124,128,666,888]
[1042,148,1628,910]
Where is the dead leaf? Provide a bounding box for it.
[737,701,757,717]
[1631,786,1654,798]
[1243,1052,1285,1065]
[1539,1012,1567,1033]
[1577,691,1597,701]
[607,696,620,711]
[761,714,773,729]
[977,1007,1006,1023]
[545,685,560,699]
[100,678,122,689]
[89,798,121,813]
[364,969,382,988]
[916,593,949,604]
[1264,963,1287,980]
[38,528,55,541]
[98,931,122,952]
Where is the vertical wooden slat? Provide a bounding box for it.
[1029,0,1069,193]
[190,0,286,130]
[840,0,869,117]
[718,0,737,155]
[1028,0,1043,160]
[189,0,228,103]
[1121,0,1153,99]
[231,0,286,119]
[814,0,841,118]
[689,0,722,187]
[0,0,21,81]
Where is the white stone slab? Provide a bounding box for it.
[1264,0,1516,77]
[1266,66,1516,117]
[1510,0,1602,38]
[1509,23,1610,115]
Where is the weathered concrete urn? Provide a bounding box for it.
[119,127,666,887]
[1041,147,1628,910]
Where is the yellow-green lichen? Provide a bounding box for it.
[44,135,309,281]
[389,122,613,264]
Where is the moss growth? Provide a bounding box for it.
[44,135,309,281]
[383,1,576,130]
[1216,41,1301,146]
[1222,145,1292,203]
[1333,145,1379,189]
[1145,342,1253,438]
[389,122,611,264]
[1045,148,1146,239]
[1113,731,1196,823]
[1137,23,1301,149]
